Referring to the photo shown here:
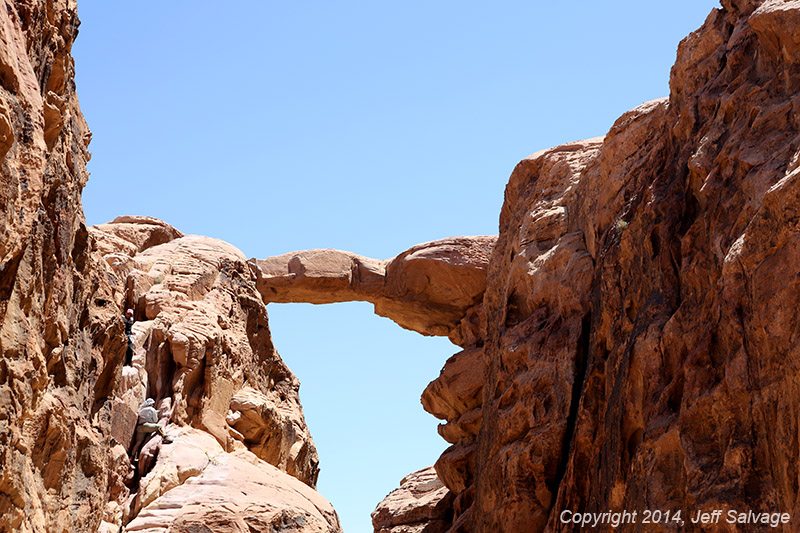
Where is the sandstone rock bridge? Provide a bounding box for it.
[5,0,800,532]
[80,215,494,531]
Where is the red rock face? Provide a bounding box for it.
[374,1,800,531]
[468,1,800,531]
[6,0,800,531]
[259,5,800,531]
[0,1,112,531]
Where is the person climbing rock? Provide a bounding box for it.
[123,308,135,366]
[131,398,173,462]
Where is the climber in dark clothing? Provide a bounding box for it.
[124,308,135,366]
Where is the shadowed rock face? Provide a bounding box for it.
[0,1,109,531]
[375,1,800,532]
[470,1,800,531]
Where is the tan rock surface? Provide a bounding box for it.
[81,224,328,530]
[90,216,184,258]
[257,248,386,304]
[0,7,337,523]
[371,466,454,533]
[0,1,120,531]
[127,234,318,482]
[127,428,340,533]
[9,1,800,532]
[377,237,495,337]
[421,347,483,424]
[256,236,495,340]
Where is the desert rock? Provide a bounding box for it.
[256,236,495,340]
[468,1,800,530]
[0,3,338,525]
[87,222,329,529]
[371,466,454,533]
[7,0,800,532]
[374,1,800,532]
[127,428,340,533]
[0,1,114,531]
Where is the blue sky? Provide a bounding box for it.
[74,2,720,531]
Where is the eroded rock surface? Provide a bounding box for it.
[0,1,114,531]
[126,429,340,533]
[256,236,496,340]
[376,1,800,532]
[7,0,800,532]
[371,466,455,533]
[0,5,339,527]
[467,1,800,531]
[88,219,328,529]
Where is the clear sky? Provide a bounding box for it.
[73,2,720,531]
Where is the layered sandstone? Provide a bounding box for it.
[371,466,455,533]
[371,1,800,532]
[7,0,800,532]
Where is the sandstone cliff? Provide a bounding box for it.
[89,217,336,531]
[0,1,106,529]
[414,0,800,531]
[261,0,800,531]
[472,1,800,530]
[0,2,340,531]
[5,0,800,532]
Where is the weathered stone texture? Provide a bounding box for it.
[125,429,340,533]
[89,219,329,530]
[8,1,800,532]
[371,466,455,533]
[374,1,800,531]
[470,1,800,531]
[256,236,496,340]
[0,3,337,529]
[0,1,116,531]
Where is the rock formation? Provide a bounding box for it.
[262,0,799,530]
[88,217,334,530]
[256,236,495,339]
[124,429,338,533]
[256,238,495,533]
[371,466,454,533]
[399,0,800,531]
[220,2,800,530]
[0,1,109,530]
[5,0,800,532]
[0,1,339,530]
[469,0,800,530]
